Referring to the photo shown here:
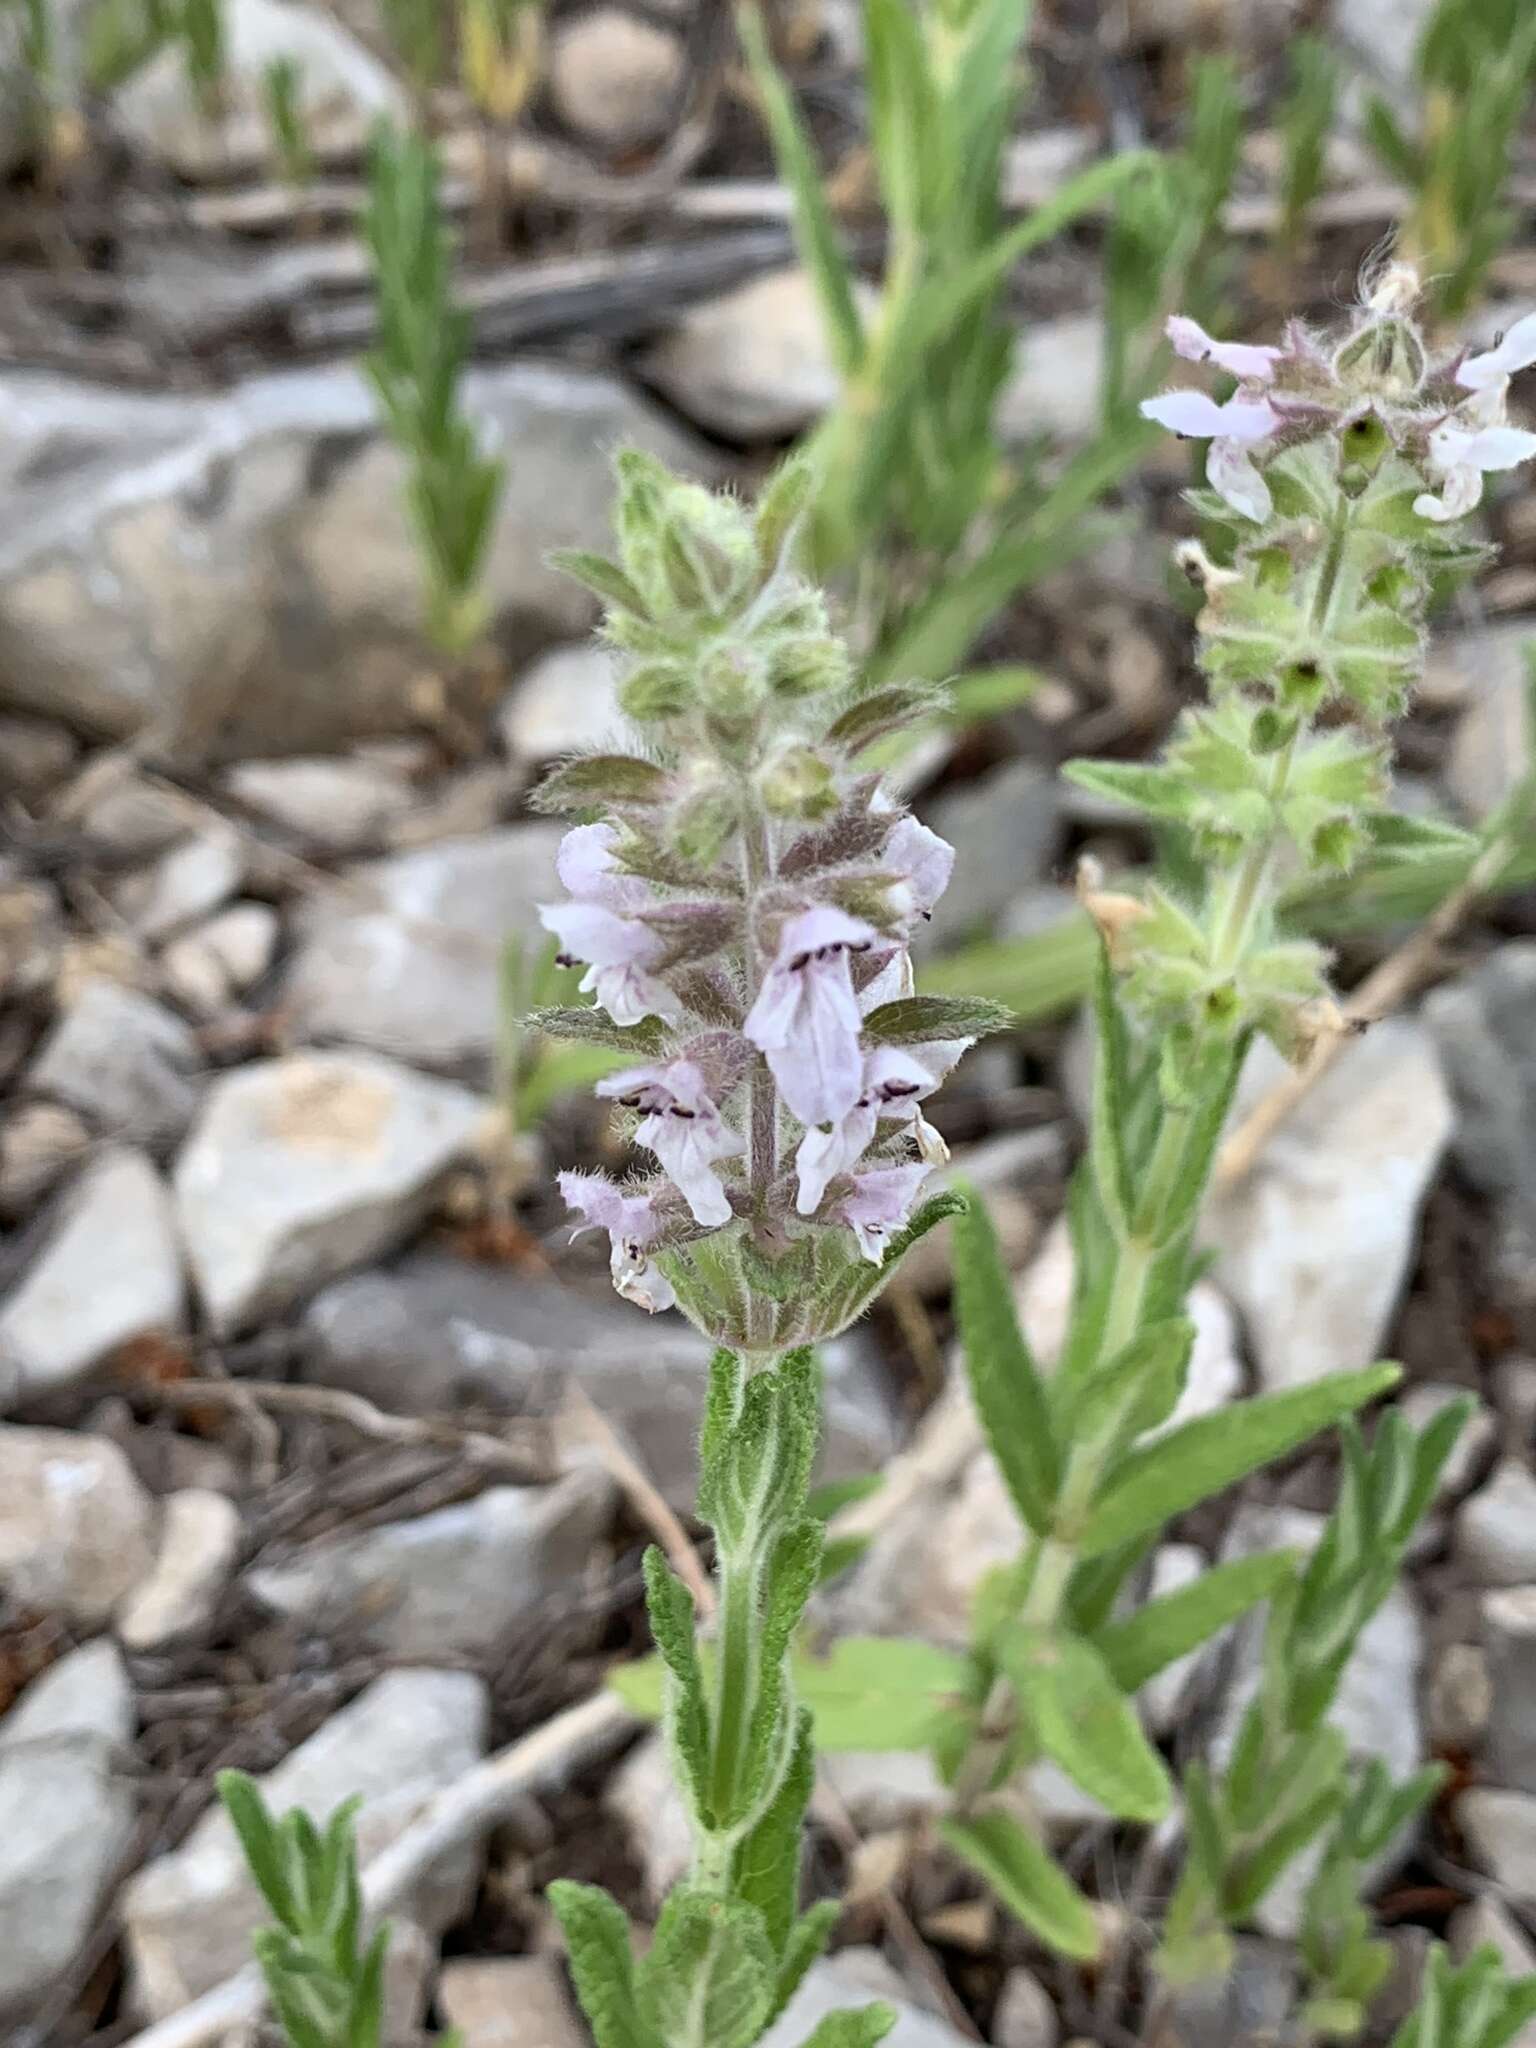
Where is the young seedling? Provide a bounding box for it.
[180,0,225,118]
[262,56,313,190]
[1364,0,1536,324]
[216,1772,390,2048]
[362,121,506,662]
[739,0,1156,690]
[1276,34,1338,271]
[459,0,543,124]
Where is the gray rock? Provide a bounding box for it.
[1484,1588,1536,1794]
[28,977,201,1143]
[437,1956,587,2048]
[283,828,563,1068]
[1457,1460,1536,1586]
[160,901,280,1016]
[300,1253,901,1511]
[122,1668,488,2021]
[224,755,413,851]
[1453,1895,1536,2001]
[922,761,1060,946]
[0,362,711,755]
[173,1050,487,1332]
[0,1148,184,1404]
[117,1489,243,1651]
[1218,1505,1425,1939]
[1167,1936,1298,2048]
[497,642,623,762]
[1203,1021,1452,1392]
[1459,1788,1536,1901]
[1439,625,1535,820]
[113,0,407,175]
[1426,1641,1492,1752]
[1428,945,1536,1300]
[114,824,245,940]
[0,1100,89,1217]
[820,1749,947,1832]
[761,1950,974,2048]
[991,1967,1058,2048]
[0,1641,136,2019]
[641,268,875,442]
[548,7,684,149]
[997,315,1108,445]
[606,1734,692,1904]
[0,1426,156,1622]
[0,712,76,794]
[246,1470,613,1659]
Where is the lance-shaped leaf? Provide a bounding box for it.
[736,1,864,380]
[797,2009,898,2048]
[952,1192,1059,1535]
[550,548,654,621]
[548,1881,656,2048]
[789,1636,971,1752]
[772,1902,841,2023]
[528,1007,669,1052]
[941,1810,1100,1961]
[733,1708,816,1959]
[531,754,672,813]
[1087,944,1135,1233]
[1078,1364,1400,1559]
[826,685,942,754]
[641,1548,712,1824]
[997,1625,1172,1823]
[861,995,1013,1045]
[638,1888,775,2048]
[1091,1549,1297,1694]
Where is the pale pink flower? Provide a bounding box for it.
[538,899,683,1028]
[558,1169,676,1313]
[555,822,650,912]
[1166,315,1281,383]
[597,1057,742,1227]
[795,1043,959,1216]
[882,817,955,931]
[831,1162,932,1264]
[1140,389,1280,522]
[1456,311,1536,393]
[744,904,875,1127]
[1414,388,1536,523]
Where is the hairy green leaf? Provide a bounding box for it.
[547,1881,655,2048]
[1079,1364,1401,1558]
[1092,1549,1297,1694]
[940,1810,1101,1961]
[796,2008,898,2048]
[531,754,671,813]
[861,995,1013,1044]
[998,1625,1172,1823]
[639,1888,775,2048]
[952,1190,1059,1535]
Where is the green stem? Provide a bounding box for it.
[705,1541,759,1851]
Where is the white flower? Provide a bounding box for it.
[1140,389,1281,522]
[1166,315,1281,383]
[540,824,682,1027]
[1414,386,1536,523]
[882,817,955,932]
[1456,311,1536,393]
[744,904,875,1128]
[538,900,683,1028]
[558,1170,676,1314]
[831,1162,932,1264]
[597,1057,742,1227]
